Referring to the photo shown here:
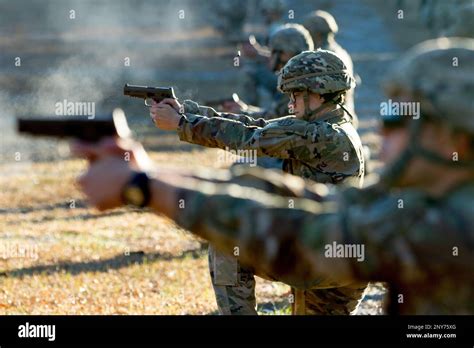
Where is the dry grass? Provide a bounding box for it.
[0,145,291,315]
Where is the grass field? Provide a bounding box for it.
[0,143,293,315]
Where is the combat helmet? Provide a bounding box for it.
[277,49,355,119]
[303,10,339,36]
[269,24,314,55]
[383,37,474,133]
[381,37,474,183]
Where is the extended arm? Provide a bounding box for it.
[74,139,474,295]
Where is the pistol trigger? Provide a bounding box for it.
[145,99,152,107]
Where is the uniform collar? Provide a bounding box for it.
[307,106,345,123]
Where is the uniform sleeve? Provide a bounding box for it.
[173,176,474,291]
[182,99,270,126]
[247,94,290,120]
[339,188,474,287]
[178,110,355,163]
[172,172,354,289]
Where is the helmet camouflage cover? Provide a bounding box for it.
[383,37,474,133]
[269,24,314,54]
[277,49,355,94]
[303,10,339,35]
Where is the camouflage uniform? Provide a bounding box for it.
[237,0,288,105]
[303,10,358,128]
[237,0,287,106]
[180,51,364,184]
[170,38,474,314]
[179,50,366,315]
[208,25,315,315]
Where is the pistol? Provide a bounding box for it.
[17,109,131,142]
[123,84,176,107]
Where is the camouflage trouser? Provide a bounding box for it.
[209,245,367,315]
[208,159,283,315]
[208,245,257,315]
[292,283,367,315]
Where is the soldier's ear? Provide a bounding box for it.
[453,131,474,158]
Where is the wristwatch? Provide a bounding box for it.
[121,172,151,208]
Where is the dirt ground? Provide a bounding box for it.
[0,0,434,315]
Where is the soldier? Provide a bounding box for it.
[201,24,315,316]
[236,0,287,106]
[151,49,364,185]
[150,49,367,315]
[211,0,249,43]
[234,23,314,119]
[259,0,288,43]
[303,10,358,128]
[75,38,474,314]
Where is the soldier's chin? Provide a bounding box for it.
[293,110,303,118]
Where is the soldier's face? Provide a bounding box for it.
[380,126,409,165]
[312,33,323,48]
[381,121,468,187]
[289,91,324,118]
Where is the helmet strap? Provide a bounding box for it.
[336,100,355,124]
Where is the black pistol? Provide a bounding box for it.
[123,84,176,107]
[17,109,131,142]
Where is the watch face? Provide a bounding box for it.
[124,186,145,206]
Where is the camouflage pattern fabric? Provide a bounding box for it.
[208,245,257,315]
[180,100,366,315]
[277,50,355,96]
[187,49,364,316]
[172,169,474,314]
[170,38,474,315]
[383,38,474,131]
[320,41,357,127]
[302,11,358,127]
[180,100,364,186]
[205,167,368,315]
[297,283,367,315]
